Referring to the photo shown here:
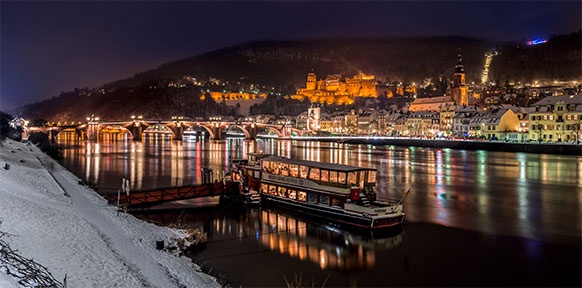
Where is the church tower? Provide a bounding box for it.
[451,49,469,106]
[306,71,317,90]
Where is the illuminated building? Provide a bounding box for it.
[469,105,521,140]
[409,96,454,112]
[450,49,469,106]
[293,71,378,105]
[403,112,440,137]
[529,94,582,143]
[207,91,267,101]
[409,50,471,112]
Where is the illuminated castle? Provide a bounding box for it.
[293,71,378,105]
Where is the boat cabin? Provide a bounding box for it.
[256,156,378,208]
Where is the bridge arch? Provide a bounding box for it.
[142,123,176,139]
[100,125,133,141]
[54,127,86,141]
[263,126,283,137]
[226,124,251,139]
[289,128,304,137]
[184,124,216,139]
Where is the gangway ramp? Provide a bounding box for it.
[106,181,236,209]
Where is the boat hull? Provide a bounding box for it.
[261,193,405,233]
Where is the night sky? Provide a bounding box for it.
[1,1,580,111]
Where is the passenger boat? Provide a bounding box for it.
[238,155,408,231]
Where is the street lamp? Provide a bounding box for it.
[87,114,99,124]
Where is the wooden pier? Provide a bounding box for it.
[106,181,237,209]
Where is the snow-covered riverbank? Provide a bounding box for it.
[0,139,219,287]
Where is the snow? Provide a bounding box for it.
[0,139,219,288]
[0,268,20,288]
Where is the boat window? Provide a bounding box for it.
[273,163,280,174]
[277,186,287,197]
[331,198,342,208]
[338,172,346,184]
[260,183,268,194]
[288,189,297,199]
[299,165,309,179]
[348,172,357,186]
[320,170,329,182]
[307,193,318,204]
[254,170,260,178]
[280,163,289,176]
[289,164,299,177]
[309,167,320,181]
[329,171,337,183]
[319,195,329,206]
[367,170,376,184]
[298,191,307,202]
[269,185,277,195]
[262,161,270,172]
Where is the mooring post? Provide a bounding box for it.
[116,189,121,216]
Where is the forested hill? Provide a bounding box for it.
[116,36,494,91]
[15,32,581,121]
[489,31,581,85]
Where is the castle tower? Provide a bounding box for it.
[306,71,317,90]
[451,49,469,106]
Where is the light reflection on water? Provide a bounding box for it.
[58,138,582,245]
[138,206,402,273]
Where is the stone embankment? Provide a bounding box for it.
[278,136,582,155]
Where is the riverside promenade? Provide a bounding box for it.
[279,136,582,156]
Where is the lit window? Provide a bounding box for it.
[367,170,377,183]
[309,168,320,181]
[289,164,299,177]
[329,171,337,183]
[280,164,289,176]
[299,166,309,179]
[298,191,307,202]
[278,187,287,197]
[348,172,357,186]
[261,183,268,194]
[320,170,329,182]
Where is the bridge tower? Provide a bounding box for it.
[129,116,144,141]
[170,117,185,141]
[174,126,183,140]
[211,125,223,140]
[85,115,100,141]
[247,124,259,139]
[129,125,143,141]
[48,128,58,142]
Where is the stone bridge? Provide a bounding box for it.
[25,118,305,141]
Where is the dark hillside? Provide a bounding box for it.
[15,33,581,121]
[120,36,493,93]
[489,31,581,84]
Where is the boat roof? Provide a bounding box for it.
[261,156,376,173]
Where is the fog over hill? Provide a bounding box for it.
[15,32,582,121]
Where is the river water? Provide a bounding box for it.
[57,137,582,287]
